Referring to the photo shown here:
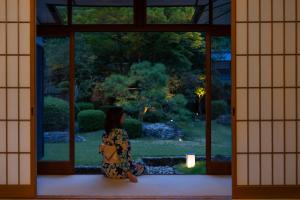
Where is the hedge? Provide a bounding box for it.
[43,96,69,131]
[78,109,105,132]
[124,118,142,139]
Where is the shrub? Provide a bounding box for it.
[143,111,167,123]
[98,105,116,113]
[43,96,69,131]
[78,109,105,132]
[77,102,94,111]
[124,118,142,139]
[212,100,228,119]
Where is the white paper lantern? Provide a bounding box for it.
[186,153,195,168]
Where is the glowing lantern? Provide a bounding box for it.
[186,153,195,168]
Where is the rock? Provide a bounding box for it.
[216,114,231,125]
[142,123,184,139]
[44,132,87,143]
[144,166,175,175]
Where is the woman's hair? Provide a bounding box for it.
[104,107,124,134]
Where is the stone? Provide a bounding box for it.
[142,123,184,139]
[44,132,87,143]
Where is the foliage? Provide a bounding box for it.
[72,7,133,24]
[166,94,192,122]
[124,118,143,139]
[77,110,105,132]
[173,161,206,174]
[143,111,168,123]
[43,96,69,131]
[77,102,94,111]
[147,7,195,24]
[211,100,228,119]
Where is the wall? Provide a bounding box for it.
[0,0,35,197]
[233,0,300,198]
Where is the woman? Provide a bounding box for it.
[101,107,144,182]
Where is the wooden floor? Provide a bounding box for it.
[36,175,232,200]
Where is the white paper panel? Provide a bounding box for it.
[285,0,296,21]
[19,89,30,120]
[285,56,296,87]
[298,89,300,120]
[273,121,284,152]
[0,121,6,152]
[273,56,284,87]
[261,154,272,185]
[237,122,247,153]
[19,154,30,185]
[7,89,18,120]
[261,56,271,87]
[285,121,296,152]
[261,0,271,21]
[0,0,5,21]
[249,89,259,120]
[236,0,247,21]
[249,122,260,152]
[285,154,296,185]
[7,154,18,184]
[0,89,5,120]
[0,23,6,54]
[261,89,271,120]
[273,23,284,54]
[285,88,296,119]
[273,154,284,185]
[236,56,247,87]
[19,23,30,54]
[0,154,6,184]
[298,24,300,54]
[273,0,284,21]
[19,121,30,152]
[6,0,18,22]
[19,0,30,22]
[298,56,300,86]
[7,56,18,87]
[298,122,300,152]
[236,23,247,54]
[248,23,259,54]
[285,23,296,54]
[7,23,18,54]
[298,1,300,21]
[261,23,271,54]
[273,89,284,120]
[7,121,18,152]
[248,0,259,21]
[248,56,259,87]
[261,121,272,152]
[237,154,248,185]
[236,89,247,120]
[298,154,300,184]
[0,56,6,87]
[249,154,260,185]
[19,56,30,87]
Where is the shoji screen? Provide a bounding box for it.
[0,0,35,198]
[233,0,300,198]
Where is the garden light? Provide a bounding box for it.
[186,153,195,168]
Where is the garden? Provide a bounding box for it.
[39,8,231,174]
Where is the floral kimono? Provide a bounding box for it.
[101,128,144,179]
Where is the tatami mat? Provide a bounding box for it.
[37,175,231,199]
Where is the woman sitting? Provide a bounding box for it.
[100,107,144,182]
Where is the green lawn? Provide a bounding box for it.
[41,120,231,166]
